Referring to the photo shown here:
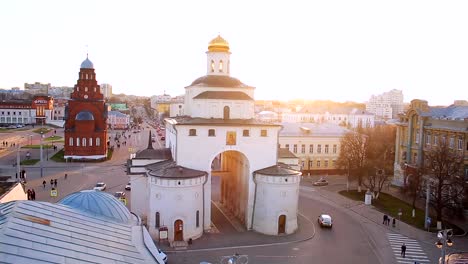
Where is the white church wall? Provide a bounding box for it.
[147,176,206,241]
[131,174,149,225]
[175,124,281,229]
[252,174,300,235]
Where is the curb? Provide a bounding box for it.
[164,211,316,253]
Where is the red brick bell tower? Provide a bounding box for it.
[64,56,108,160]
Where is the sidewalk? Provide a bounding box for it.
[301,175,468,252]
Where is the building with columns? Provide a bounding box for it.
[393,99,468,186]
[64,56,108,160]
[130,35,301,244]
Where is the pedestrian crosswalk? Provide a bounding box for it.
[386,233,430,264]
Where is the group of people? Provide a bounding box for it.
[26,189,36,200]
[382,214,396,227]
[2,141,14,147]
[42,178,58,189]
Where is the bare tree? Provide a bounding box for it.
[403,165,424,217]
[424,141,465,221]
[362,126,396,199]
[337,131,368,192]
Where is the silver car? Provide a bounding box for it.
[318,214,333,228]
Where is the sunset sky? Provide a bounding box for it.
[1,0,467,105]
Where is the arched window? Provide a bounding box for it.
[210,60,215,72]
[155,212,160,228]
[76,137,80,147]
[84,87,88,92]
[69,137,73,146]
[94,87,96,92]
[96,137,101,146]
[219,60,223,72]
[223,106,230,120]
[89,138,93,147]
[82,138,87,147]
[85,74,88,79]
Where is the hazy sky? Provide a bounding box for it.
[1,1,467,105]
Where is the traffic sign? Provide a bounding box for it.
[50,189,58,197]
[119,198,127,205]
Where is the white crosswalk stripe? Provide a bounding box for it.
[387,233,430,263]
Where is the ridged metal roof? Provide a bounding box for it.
[59,190,131,223]
[0,200,160,263]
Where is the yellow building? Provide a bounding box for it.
[279,123,349,175]
[393,99,468,186]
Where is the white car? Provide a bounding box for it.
[93,182,107,191]
[318,214,333,228]
[125,182,131,191]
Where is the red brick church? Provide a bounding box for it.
[64,56,108,160]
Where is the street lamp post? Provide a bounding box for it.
[16,141,21,182]
[436,229,453,264]
[40,132,43,178]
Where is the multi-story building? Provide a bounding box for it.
[279,122,350,174]
[281,108,374,129]
[393,99,468,186]
[169,95,184,117]
[24,82,51,95]
[107,110,130,130]
[49,86,74,98]
[100,83,113,99]
[0,95,54,125]
[366,89,404,119]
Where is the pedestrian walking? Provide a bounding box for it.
[392,218,396,228]
[401,243,406,258]
[31,189,36,201]
[64,173,68,180]
[383,214,387,225]
[50,179,54,188]
[42,180,46,189]
[27,189,31,200]
[54,179,57,188]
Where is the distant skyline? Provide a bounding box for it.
[1,0,467,106]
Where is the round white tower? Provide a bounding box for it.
[252,164,302,235]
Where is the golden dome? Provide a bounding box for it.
[208,35,230,52]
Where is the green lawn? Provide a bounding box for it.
[51,148,113,162]
[20,159,40,165]
[22,144,54,149]
[45,135,63,141]
[32,128,51,134]
[51,149,65,162]
[339,190,433,230]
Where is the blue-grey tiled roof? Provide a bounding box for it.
[59,190,131,223]
[428,105,468,119]
[280,122,350,137]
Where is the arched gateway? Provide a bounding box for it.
[129,35,301,244]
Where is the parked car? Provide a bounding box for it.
[313,178,329,186]
[93,182,107,191]
[114,191,126,199]
[125,182,131,190]
[318,214,333,228]
[160,136,165,140]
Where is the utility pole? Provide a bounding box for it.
[424,180,430,229]
[16,143,21,182]
[40,132,43,178]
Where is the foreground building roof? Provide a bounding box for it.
[0,190,164,264]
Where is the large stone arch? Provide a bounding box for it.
[209,149,251,227]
